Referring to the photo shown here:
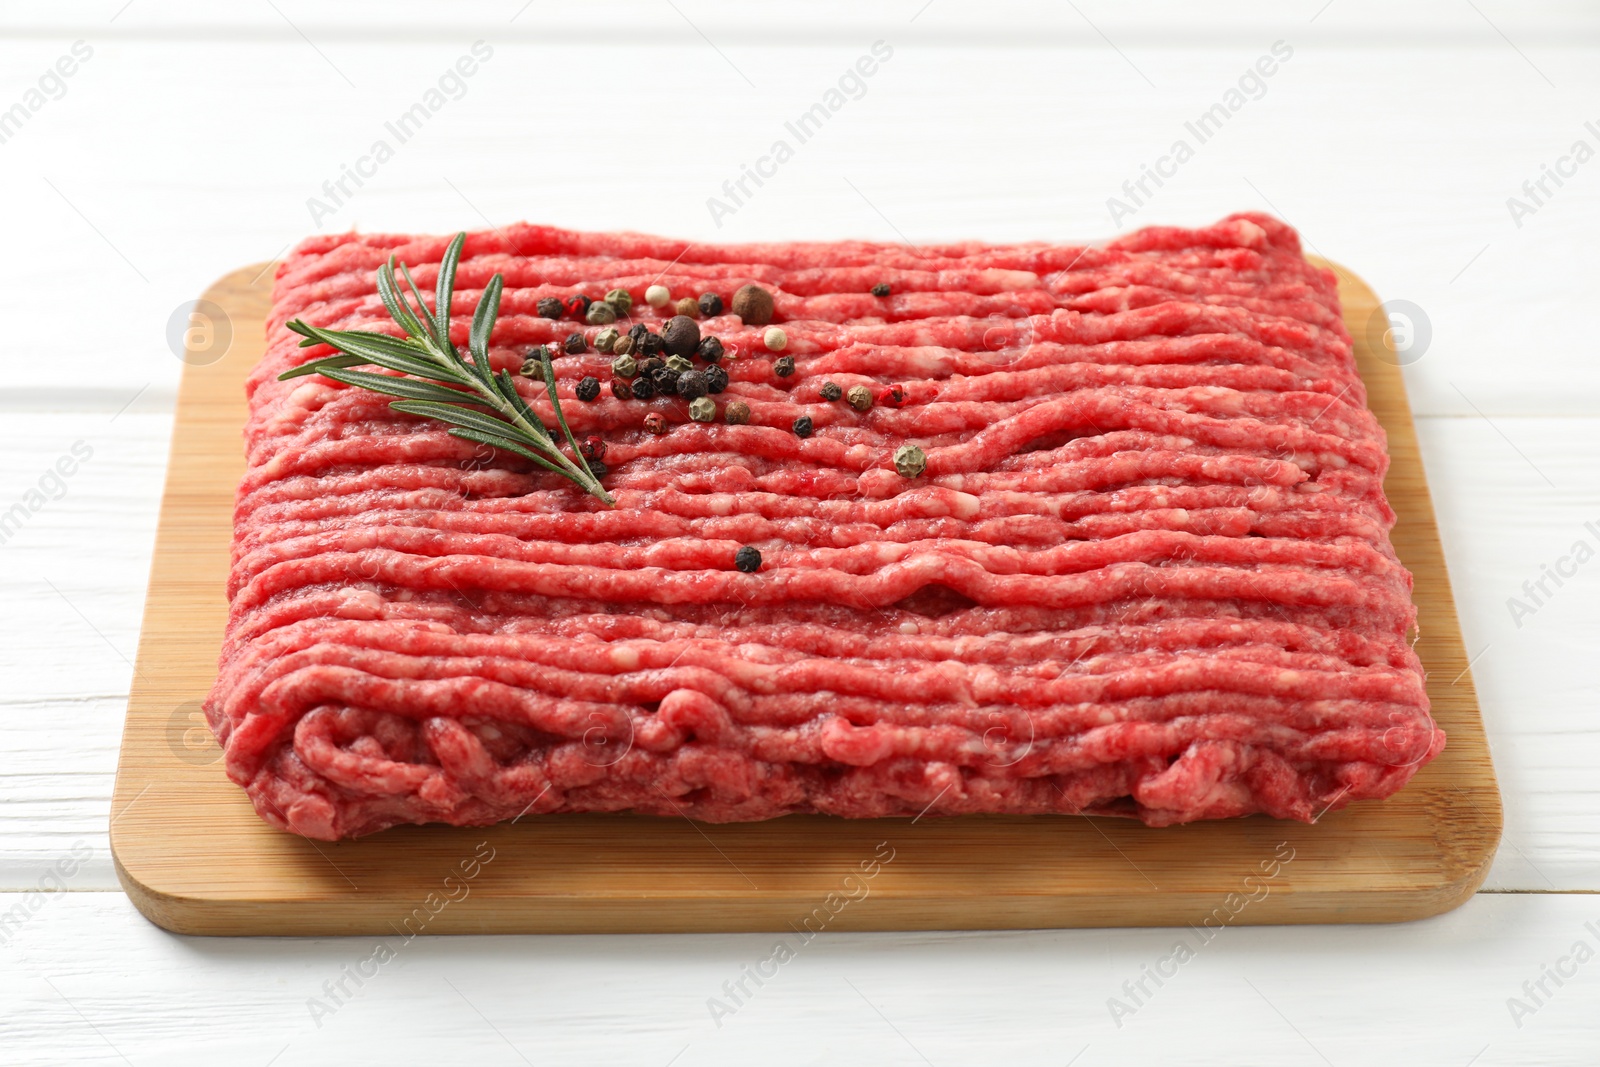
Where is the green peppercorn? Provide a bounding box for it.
[734,545,762,572]
[697,336,725,363]
[594,326,620,354]
[520,355,546,381]
[894,444,927,478]
[564,332,586,354]
[698,292,723,317]
[792,415,813,438]
[724,399,750,424]
[576,376,601,402]
[819,381,842,402]
[688,396,716,422]
[847,384,873,411]
[612,353,638,379]
[605,288,633,313]
[586,301,617,326]
[871,283,891,297]
[664,353,694,374]
[773,356,795,378]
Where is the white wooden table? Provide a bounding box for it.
[4,2,1599,1062]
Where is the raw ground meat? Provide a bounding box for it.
[205,211,1444,840]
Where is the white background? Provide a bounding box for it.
[2,1,1599,1063]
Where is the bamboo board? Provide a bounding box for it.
[110,257,1501,935]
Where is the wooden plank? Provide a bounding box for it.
[107,258,1501,934]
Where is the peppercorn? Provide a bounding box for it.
[563,294,592,319]
[819,381,842,402]
[628,323,650,343]
[605,288,633,314]
[763,327,788,352]
[675,297,700,319]
[537,297,563,319]
[636,356,665,378]
[610,379,633,400]
[586,459,609,478]
[732,284,775,326]
[846,384,873,411]
[698,292,723,317]
[877,383,907,408]
[595,326,621,354]
[704,364,729,394]
[688,396,716,422]
[663,315,701,357]
[576,376,600,402]
[630,374,657,400]
[697,336,725,363]
[563,332,586,354]
[580,436,606,461]
[773,355,795,378]
[586,301,617,326]
[612,353,638,379]
[637,331,665,357]
[871,282,891,297]
[664,353,693,374]
[677,369,709,400]
[520,355,546,381]
[652,366,681,396]
[894,444,927,478]
[643,412,667,434]
[734,545,762,573]
[645,284,670,308]
[724,399,751,425]
[612,334,635,356]
[792,415,813,438]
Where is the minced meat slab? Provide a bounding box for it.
[205,212,1443,840]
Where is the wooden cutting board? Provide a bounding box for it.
[111,257,1501,935]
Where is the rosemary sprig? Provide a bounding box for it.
[278,232,614,506]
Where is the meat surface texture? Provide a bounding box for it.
[207,212,1444,840]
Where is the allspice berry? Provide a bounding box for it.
[645,284,670,308]
[688,396,716,422]
[732,283,775,326]
[675,297,700,318]
[605,288,633,313]
[724,399,751,425]
[846,384,873,411]
[819,381,842,402]
[894,444,927,478]
[663,315,701,358]
[643,412,668,434]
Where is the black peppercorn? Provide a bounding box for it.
[563,294,592,319]
[636,357,664,378]
[628,323,650,344]
[586,459,609,478]
[537,297,563,319]
[610,379,633,400]
[792,415,813,438]
[871,282,891,297]
[564,332,586,354]
[697,336,725,363]
[638,331,665,357]
[630,374,657,400]
[652,367,681,396]
[704,364,729,394]
[576,376,600,402]
[677,370,709,400]
[819,381,842,402]
[734,545,762,573]
[663,315,700,357]
[773,355,795,377]
[698,292,724,317]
